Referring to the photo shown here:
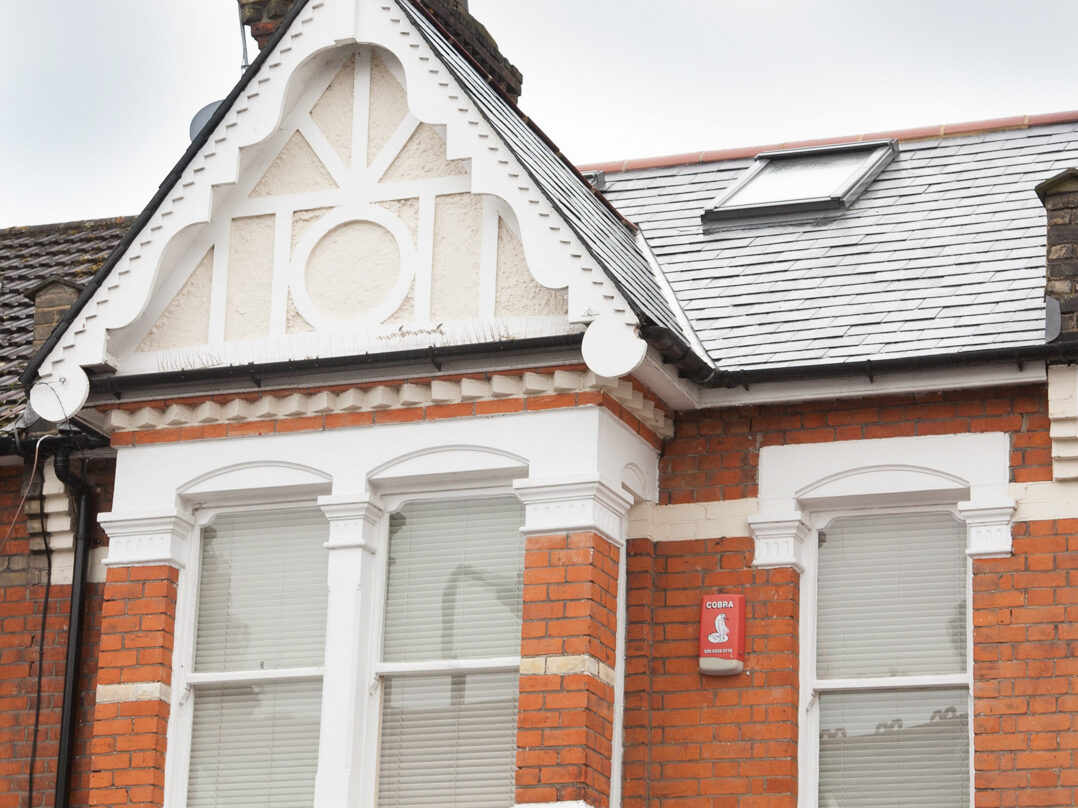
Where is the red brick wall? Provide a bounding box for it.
[660,384,1050,504]
[88,565,178,808]
[636,381,1076,807]
[973,519,1078,806]
[517,532,620,807]
[624,536,798,808]
[0,461,108,808]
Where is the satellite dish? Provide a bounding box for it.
[189,100,224,141]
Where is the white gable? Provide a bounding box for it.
[121,43,569,370]
[30,0,641,423]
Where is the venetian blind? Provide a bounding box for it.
[382,497,525,662]
[816,512,967,679]
[187,681,323,808]
[378,496,524,808]
[377,671,519,808]
[195,509,329,672]
[188,508,329,808]
[818,688,970,808]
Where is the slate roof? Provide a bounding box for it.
[397,0,690,344]
[0,218,132,429]
[599,119,1078,371]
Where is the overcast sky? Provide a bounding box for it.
[3,0,1077,227]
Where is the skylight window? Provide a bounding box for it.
[703,139,898,221]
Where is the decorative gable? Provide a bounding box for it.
[119,44,568,374]
[30,0,643,423]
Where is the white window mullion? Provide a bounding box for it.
[374,657,520,677]
[813,674,969,692]
[313,496,384,808]
[186,667,324,686]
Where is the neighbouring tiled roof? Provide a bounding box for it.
[0,218,132,430]
[397,0,691,345]
[599,119,1078,371]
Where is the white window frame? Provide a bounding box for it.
[167,497,330,808]
[798,502,973,806]
[364,485,525,808]
[747,432,1016,808]
[703,139,897,221]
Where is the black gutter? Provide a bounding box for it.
[18,0,314,391]
[642,324,1078,388]
[88,333,584,398]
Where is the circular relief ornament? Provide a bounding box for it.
[289,204,416,330]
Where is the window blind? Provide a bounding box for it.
[187,681,323,808]
[382,497,524,662]
[378,496,524,808]
[816,512,966,679]
[188,508,329,808]
[195,509,329,672]
[377,671,519,808]
[818,688,969,808]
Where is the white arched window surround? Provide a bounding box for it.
[747,432,1015,808]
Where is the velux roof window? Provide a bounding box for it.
[703,139,898,221]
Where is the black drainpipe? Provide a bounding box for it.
[51,443,94,808]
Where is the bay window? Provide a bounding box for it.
[175,494,526,808]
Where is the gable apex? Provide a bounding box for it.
[27,0,665,424]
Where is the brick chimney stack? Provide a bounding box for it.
[1037,168,1078,342]
[236,0,523,102]
[415,0,523,102]
[237,0,297,49]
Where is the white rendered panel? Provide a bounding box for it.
[377,671,518,808]
[816,512,966,679]
[382,497,524,662]
[818,688,969,808]
[195,509,329,673]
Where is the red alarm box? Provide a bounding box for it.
[699,594,745,675]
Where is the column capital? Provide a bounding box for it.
[99,508,195,569]
[318,494,385,552]
[514,475,633,546]
[958,500,1016,558]
[747,512,811,573]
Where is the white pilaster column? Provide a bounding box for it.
[312,494,384,808]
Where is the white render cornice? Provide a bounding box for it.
[101,370,675,440]
[99,509,195,569]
